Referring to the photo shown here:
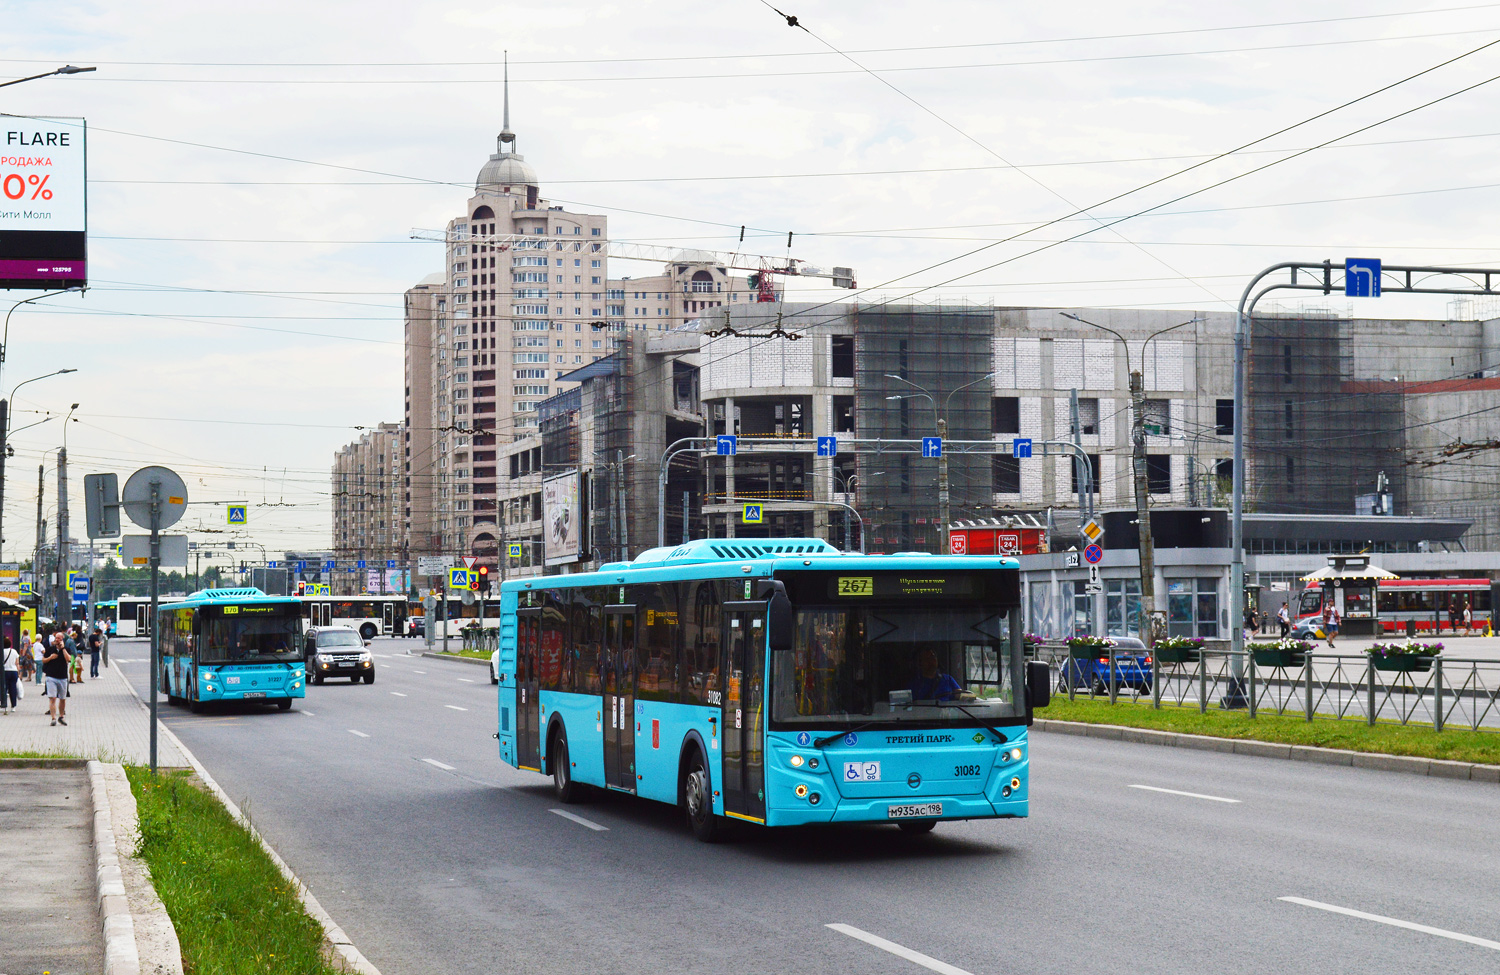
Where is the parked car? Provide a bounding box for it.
[303,626,375,684]
[489,648,499,685]
[1290,616,1327,640]
[1058,636,1153,694]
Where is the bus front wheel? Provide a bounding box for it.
[683,751,725,843]
[277,698,292,711]
[898,819,937,834]
[188,677,204,714]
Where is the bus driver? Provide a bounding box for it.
[910,648,976,703]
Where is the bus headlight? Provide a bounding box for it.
[1010,747,1023,761]
[789,754,804,768]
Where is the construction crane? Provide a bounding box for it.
[409,228,856,302]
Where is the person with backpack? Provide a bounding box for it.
[1,637,19,715]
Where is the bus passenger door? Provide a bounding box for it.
[382,601,394,635]
[137,603,149,637]
[515,608,542,770]
[603,606,636,791]
[722,606,766,822]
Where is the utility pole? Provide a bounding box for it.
[34,464,43,618]
[55,446,68,624]
[937,414,951,552]
[1128,367,1158,647]
[1069,390,1089,520]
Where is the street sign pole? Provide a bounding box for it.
[442,570,450,655]
[148,479,160,773]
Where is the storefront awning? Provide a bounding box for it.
[1300,561,1399,582]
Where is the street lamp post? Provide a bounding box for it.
[1060,314,1200,645]
[0,65,96,89]
[885,372,996,553]
[0,368,77,560]
[55,403,79,624]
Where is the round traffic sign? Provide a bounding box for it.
[1083,543,1104,564]
[121,466,188,531]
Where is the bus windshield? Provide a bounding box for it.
[202,616,302,664]
[771,605,1021,727]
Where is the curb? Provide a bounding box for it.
[1032,718,1500,783]
[420,651,490,667]
[0,757,88,768]
[118,663,383,973]
[87,761,183,975]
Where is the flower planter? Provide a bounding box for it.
[1154,647,1200,664]
[1371,654,1434,673]
[1069,644,1105,659]
[1252,648,1306,669]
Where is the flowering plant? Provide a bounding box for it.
[1023,632,1044,647]
[1367,642,1443,658]
[1153,636,1205,651]
[1247,637,1314,654]
[1066,634,1116,650]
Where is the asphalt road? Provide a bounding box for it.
[111,636,1500,975]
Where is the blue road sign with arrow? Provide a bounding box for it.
[1345,257,1381,297]
[716,434,737,456]
[816,436,837,457]
[922,437,943,458]
[1013,437,1032,458]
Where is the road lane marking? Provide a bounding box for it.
[826,924,973,975]
[457,678,475,683]
[300,710,316,716]
[412,669,427,674]
[1129,784,1240,804]
[550,809,609,831]
[348,730,370,738]
[422,758,456,771]
[390,692,407,697]
[379,664,392,669]
[445,705,468,711]
[1280,897,1500,951]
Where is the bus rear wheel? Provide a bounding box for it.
[551,730,583,804]
[683,751,725,843]
[360,623,378,641]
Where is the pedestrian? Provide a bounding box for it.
[41,632,71,726]
[88,624,103,678]
[1460,601,1473,637]
[1324,603,1341,648]
[67,626,84,684]
[1,637,19,715]
[31,630,45,687]
[17,629,32,682]
[1277,603,1290,639]
[1448,602,1458,634]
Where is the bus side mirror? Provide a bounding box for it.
[191,618,201,636]
[1026,660,1051,719]
[767,590,794,653]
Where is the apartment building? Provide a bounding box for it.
[332,422,403,593]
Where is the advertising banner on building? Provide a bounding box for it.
[1,117,87,290]
[543,471,583,566]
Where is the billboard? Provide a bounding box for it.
[0,563,18,602]
[1,117,87,290]
[543,471,583,566]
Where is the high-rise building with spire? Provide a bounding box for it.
[402,59,610,566]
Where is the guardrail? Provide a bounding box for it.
[460,628,499,653]
[1029,644,1500,733]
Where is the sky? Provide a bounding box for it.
[5,0,1500,567]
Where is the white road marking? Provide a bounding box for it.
[379,664,392,669]
[300,710,316,716]
[412,669,427,674]
[1280,897,1500,951]
[390,692,407,697]
[826,924,974,975]
[348,730,370,738]
[550,808,609,831]
[457,678,475,683]
[1129,784,1240,804]
[445,705,468,711]
[421,758,456,771]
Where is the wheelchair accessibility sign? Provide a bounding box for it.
[844,761,882,782]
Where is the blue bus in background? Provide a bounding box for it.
[497,539,1049,841]
[158,588,306,712]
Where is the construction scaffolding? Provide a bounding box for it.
[1248,315,1405,515]
[854,303,995,553]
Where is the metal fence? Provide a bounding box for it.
[460,628,498,653]
[1031,644,1500,733]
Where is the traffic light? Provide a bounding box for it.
[478,565,491,595]
[296,581,306,596]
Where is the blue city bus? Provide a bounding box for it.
[97,599,118,636]
[496,539,1048,841]
[158,588,306,713]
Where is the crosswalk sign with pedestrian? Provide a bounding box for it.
[227,504,247,525]
[742,503,764,524]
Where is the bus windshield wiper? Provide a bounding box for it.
[937,701,1008,743]
[814,722,880,748]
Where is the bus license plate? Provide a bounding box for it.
[242,691,267,699]
[888,803,943,819]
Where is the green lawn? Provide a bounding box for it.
[1040,696,1500,766]
[434,648,491,660]
[127,767,343,974]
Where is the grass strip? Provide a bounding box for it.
[1040,696,1500,766]
[126,767,342,974]
[434,649,490,660]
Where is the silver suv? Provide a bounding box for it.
[304,626,375,685]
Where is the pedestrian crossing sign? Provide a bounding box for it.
[508,543,522,558]
[450,568,471,589]
[227,505,247,525]
[742,504,764,524]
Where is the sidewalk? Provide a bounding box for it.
[0,766,106,975]
[0,656,189,766]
